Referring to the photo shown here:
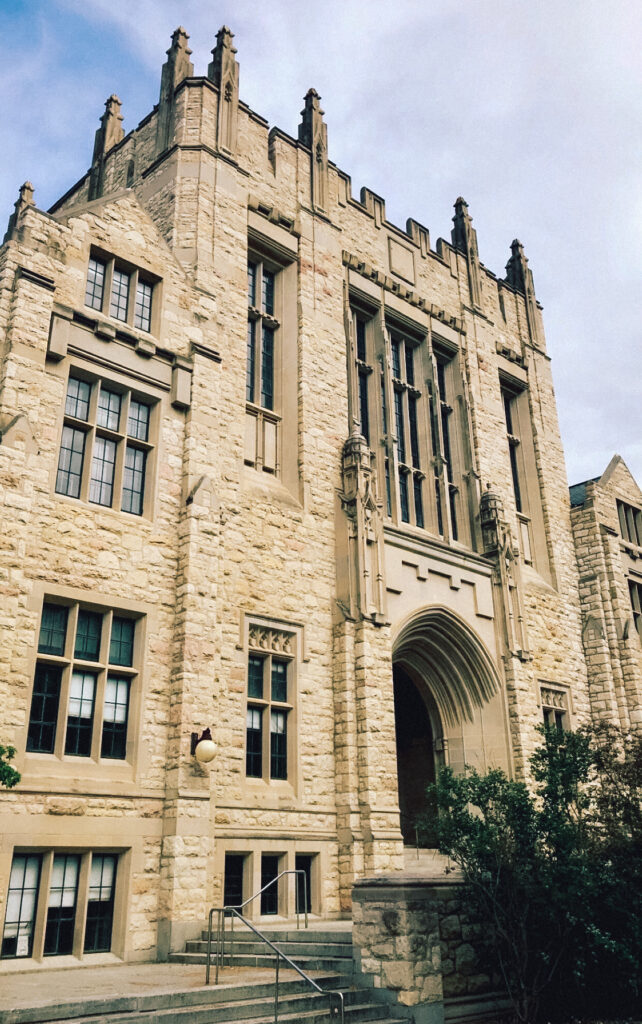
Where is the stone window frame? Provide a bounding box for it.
[54,364,159,520]
[628,577,642,642]
[0,846,129,963]
[84,248,160,336]
[539,682,571,732]
[240,614,304,794]
[244,251,285,477]
[217,841,323,921]
[24,595,144,769]
[498,372,550,578]
[244,224,298,493]
[617,499,642,552]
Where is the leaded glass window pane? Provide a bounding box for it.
[261,328,274,410]
[74,610,102,662]
[97,388,121,431]
[248,261,257,305]
[65,378,91,421]
[246,707,262,777]
[109,617,134,667]
[89,437,116,506]
[85,258,106,311]
[127,400,150,442]
[246,321,256,403]
[248,655,264,699]
[27,665,62,753]
[38,603,68,656]
[56,426,86,498]
[109,268,129,321]
[84,855,116,953]
[44,855,79,955]
[270,710,287,780]
[399,472,410,523]
[2,855,41,959]
[271,660,287,703]
[121,446,146,515]
[134,280,152,332]
[262,269,275,315]
[101,677,129,759]
[65,671,96,756]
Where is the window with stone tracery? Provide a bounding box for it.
[540,684,569,732]
[245,625,295,782]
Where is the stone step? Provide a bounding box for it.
[188,938,353,959]
[6,981,404,1024]
[169,951,355,973]
[209,927,353,945]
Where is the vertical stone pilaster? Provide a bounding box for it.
[298,89,329,215]
[452,197,481,310]
[156,27,194,156]
[88,96,124,201]
[505,239,542,348]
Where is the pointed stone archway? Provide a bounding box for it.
[392,607,502,846]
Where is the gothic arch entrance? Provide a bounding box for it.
[392,607,501,847]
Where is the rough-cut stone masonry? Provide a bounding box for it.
[0,24,638,979]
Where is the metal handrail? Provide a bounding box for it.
[206,869,307,984]
[205,906,345,1022]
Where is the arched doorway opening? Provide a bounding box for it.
[393,607,501,847]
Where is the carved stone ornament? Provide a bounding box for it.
[248,625,294,655]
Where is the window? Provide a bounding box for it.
[84,251,156,333]
[55,373,154,516]
[540,685,569,732]
[354,315,371,445]
[501,383,533,564]
[245,257,280,473]
[629,580,642,641]
[260,854,281,915]
[1,855,41,958]
[26,599,139,762]
[245,626,294,782]
[618,501,642,549]
[2,850,119,960]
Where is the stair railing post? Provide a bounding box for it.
[274,950,279,1023]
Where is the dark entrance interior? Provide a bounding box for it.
[260,854,280,915]
[393,665,438,846]
[295,854,313,914]
[223,853,245,908]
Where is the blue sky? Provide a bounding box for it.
[2,0,641,485]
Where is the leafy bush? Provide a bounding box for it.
[0,743,20,789]
[419,724,641,1023]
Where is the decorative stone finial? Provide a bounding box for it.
[208,26,239,155]
[505,239,541,345]
[452,197,481,308]
[156,27,194,155]
[298,90,329,214]
[3,182,36,243]
[88,95,124,201]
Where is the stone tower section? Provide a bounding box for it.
[298,89,329,214]
[155,27,194,155]
[88,95,124,200]
[207,26,240,157]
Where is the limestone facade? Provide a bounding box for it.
[0,26,638,971]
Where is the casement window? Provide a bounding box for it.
[26,599,139,762]
[55,373,154,516]
[245,626,295,782]
[390,331,425,529]
[540,685,569,732]
[629,579,642,641]
[500,382,534,564]
[1,851,118,960]
[617,501,642,548]
[245,257,280,473]
[85,253,156,333]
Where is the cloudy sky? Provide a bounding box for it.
[2,0,640,486]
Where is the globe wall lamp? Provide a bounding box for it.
[191,728,216,764]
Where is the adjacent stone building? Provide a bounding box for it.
[0,26,639,972]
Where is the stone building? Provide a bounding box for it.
[0,26,638,972]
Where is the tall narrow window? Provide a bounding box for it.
[629,580,642,641]
[85,258,106,311]
[84,855,116,953]
[501,383,533,564]
[355,316,371,444]
[388,329,424,529]
[44,855,79,956]
[109,269,130,322]
[618,501,642,548]
[435,354,459,542]
[246,257,281,473]
[1,855,41,959]
[245,627,294,783]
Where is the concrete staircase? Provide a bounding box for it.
[6,926,407,1024]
